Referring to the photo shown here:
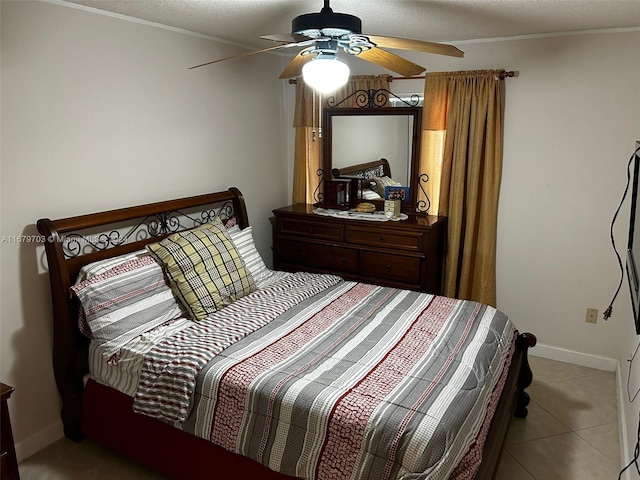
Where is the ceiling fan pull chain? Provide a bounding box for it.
[318,90,323,138]
[312,87,317,141]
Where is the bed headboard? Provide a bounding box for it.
[331,158,391,181]
[36,187,249,440]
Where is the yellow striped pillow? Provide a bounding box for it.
[146,220,255,320]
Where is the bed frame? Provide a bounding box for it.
[37,187,536,480]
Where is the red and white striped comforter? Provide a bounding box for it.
[133,272,516,480]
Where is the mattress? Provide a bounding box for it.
[88,272,516,480]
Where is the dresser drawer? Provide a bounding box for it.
[278,218,343,241]
[346,226,422,252]
[273,205,445,293]
[359,251,421,284]
[331,247,358,273]
[276,239,331,269]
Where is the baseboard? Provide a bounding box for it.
[617,361,631,480]
[530,342,617,372]
[15,420,64,462]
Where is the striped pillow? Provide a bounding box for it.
[146,221,256,320]
[226,225,272,289]
[71,255,184,359]
[76,249,149,283]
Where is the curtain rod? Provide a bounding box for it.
[288,70,516,84]
[388,70,516,80]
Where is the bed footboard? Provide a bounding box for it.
[515,332,537,418]
[474,331,536,480]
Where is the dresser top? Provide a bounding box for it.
[273,204,446,230]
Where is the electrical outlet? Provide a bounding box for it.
[36,245,49,274]
[586,308,598,324]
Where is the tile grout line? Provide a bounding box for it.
[574,422,621,462]
[503,360,619,479]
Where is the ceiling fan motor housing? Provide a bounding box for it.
[292,5,362,38]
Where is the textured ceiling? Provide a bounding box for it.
[62,0,640,51]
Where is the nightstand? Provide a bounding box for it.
[1,383,20,480]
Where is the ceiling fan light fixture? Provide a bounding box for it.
[302,55,350,94]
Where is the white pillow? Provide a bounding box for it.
[362,189,382,200]
[227,226,273,289]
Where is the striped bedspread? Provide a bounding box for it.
[133,273,516,480]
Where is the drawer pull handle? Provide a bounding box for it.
[378,236,386,243]
[339,258,347,266]
[306,228,314,234]
[384,264,392,273]
[299,251,307,258]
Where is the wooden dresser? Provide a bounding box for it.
[272,204,446,293]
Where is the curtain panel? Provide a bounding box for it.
[292,81,324,205]
[421,70,506,306]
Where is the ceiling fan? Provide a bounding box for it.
[189,0,464,90]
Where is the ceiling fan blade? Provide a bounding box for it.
[261,33,313,43]
[279,48,315,79]
[366,35,464,58]
[355,47,425,77]
[189,42,298,70]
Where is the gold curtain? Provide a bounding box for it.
[292,75,390,204]
[421,70,505,306]
[292,81,324,204]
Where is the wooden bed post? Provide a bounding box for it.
[515,332,537,418]
[37,218,86,441]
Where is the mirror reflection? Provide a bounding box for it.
[331,115,413,186]
[323,106,423,211]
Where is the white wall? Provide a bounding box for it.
[1,0,290,459]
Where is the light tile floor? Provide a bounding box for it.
[19,356,621,480]
[496,355,620,480]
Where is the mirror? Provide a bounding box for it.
[323,106,423,212]
[331,115,413,186]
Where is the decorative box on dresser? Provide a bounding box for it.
[1,383,19,480]
[272,204,446,293]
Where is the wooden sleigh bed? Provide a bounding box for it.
[37,187,536,480]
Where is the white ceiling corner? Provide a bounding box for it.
[59,0,640,51]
